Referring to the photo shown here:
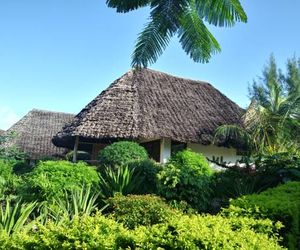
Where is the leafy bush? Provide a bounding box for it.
[0,213,129,250]
[98,165,142,198]
[0,160,21,199]
[98,141,148,168]
[129,214,284,249]
[255,152,300,186]
[128,159,161,194]
[157,150,213,211]
[223,181,300,249]
[12,162,33,175]
[1,213,284,250]
[107,194,177,229]
[19,161,99,201]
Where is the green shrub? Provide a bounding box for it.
[12,162,33,175]
[157,150,213,211]
[255,152,300,186]
[129,215,284,249]
[19,161,99,201]
[98,165,142,198]
[223,181,300,249]
[0,213,130,250]
[98,141,148,168]
[128,159,161,194]
[107,194,177,229]
[0,160,21,199]
[1,213,283,250]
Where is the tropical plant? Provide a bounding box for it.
[157,150,213,211]
[42,186,102,223]
[223,181,300,249]
[98,165,142,198]
[19,161,99,202]
[128,159,161,194]
[0,132,27,160]
[107,194,177,229]
[106,0,247,67]
[0,160,21,200]
[214,55,300,154]
[0,199,36,235]
[98,141,148,169]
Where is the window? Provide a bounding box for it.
[171,140,187,155]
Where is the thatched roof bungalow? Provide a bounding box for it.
[53,69,243,163]
[5,109,74,160]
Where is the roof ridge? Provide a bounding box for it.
[133,68,211,86]
[30,108,75,115]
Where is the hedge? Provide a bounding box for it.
[0,213,284,250]
[107,194,177,229]
[19,161,99,201]
[223,181,300,249]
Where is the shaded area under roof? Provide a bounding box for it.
[53,68,244,149]
[4,109,74,159]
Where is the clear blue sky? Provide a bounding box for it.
[0,0,299,129]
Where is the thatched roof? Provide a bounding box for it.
[53,68,243,148]
[5,109,74,159]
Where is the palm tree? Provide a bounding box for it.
[215,55,300,154]
[106,0,247,67]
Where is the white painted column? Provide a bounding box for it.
[72,136,79,163]
[160,138,171,164]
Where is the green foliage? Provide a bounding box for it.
[98,165,142,198]
[157,150,213,211]
[215,55,300,154]
[223,181,300,249]
[2,213,129,250]
[12,162,33,175]
[1,213,284,250]
[107,0,247,67]
[212,168,260,199]
[43,186,101,223]
[0,199,36,236]
[107,194,177,229]
[0,132,27,160]
[128,159,161,194]
[0,160,21,199]
[98,141,148,168]
[129,214,284,249]
[19,161,99,201]
[255,152,300,185]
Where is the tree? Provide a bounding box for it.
[214,55,300,154]
[106,0,247,67]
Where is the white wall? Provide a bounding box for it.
[158,139,240,170]
[187,143,238,163]
[160,138,171,164]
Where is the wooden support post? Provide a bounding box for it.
[72,136,79,163]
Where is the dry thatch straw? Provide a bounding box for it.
[53,68,243,148]
[4,109,74,159]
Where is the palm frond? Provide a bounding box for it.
[214,124,251,148]
[178,3,221,63]
[131,0,188,67]
[196,0,247,27]
[106,0,151,13]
